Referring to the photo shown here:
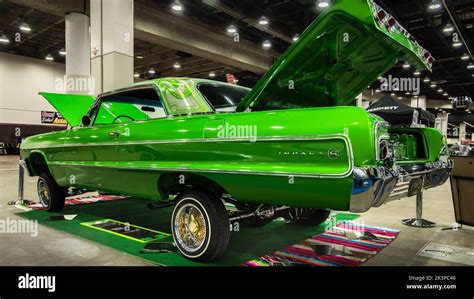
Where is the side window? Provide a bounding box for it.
[93,88,166,126]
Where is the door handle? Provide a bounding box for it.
[108,131,120,137]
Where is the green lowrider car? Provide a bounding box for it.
[20,0,452,261]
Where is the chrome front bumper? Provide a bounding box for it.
[349,160,453,213]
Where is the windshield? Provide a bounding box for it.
[198,82,251,112]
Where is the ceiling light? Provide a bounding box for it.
[148,68,155,74]
[398,97,403,100]
[292,34,300,42]
[453,42,463,48]
[19,22,31,32]
[437,88,443,93]
[226,25,237,34]
[390,93,396,96]
[428,1,441,11]
[258,16,269,26]
[209,72,216,78]
[45,54,54,61]
[375,89,381,93]
[405,92,411,95]
[171,0,183,11]
[134,73,140,78]
[59,48,66,56]
[136,54,144,60]
[414,71,421,76]
[0,34,10,44]
[461,54,470,60]
[443,92,448,96]
[173,62,181,69]
[423,78,430,83]
[430,84,437,88]
[262,40,272,49]
[317,0,330,8]
[402,62,411,69]
[443,24,454,33]
[467,63,474,69]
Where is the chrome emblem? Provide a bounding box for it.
[328,148,340,160]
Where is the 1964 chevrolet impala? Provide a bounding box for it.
[20,0,452,261]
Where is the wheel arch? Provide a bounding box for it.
[27,150,53,177]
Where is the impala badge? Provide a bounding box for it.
[328,148,340,160]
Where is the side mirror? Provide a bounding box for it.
[81,115,91,126]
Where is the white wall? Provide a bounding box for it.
[0,52,65,125]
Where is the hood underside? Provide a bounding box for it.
[39,92,95,127]
[237,0,433,112]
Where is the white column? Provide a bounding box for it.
[90,0,134,95]
[356,93,363,107]
[459,123,467,143]
[436,112,449,139]
[65,13,91,94]
[411,96,426,109]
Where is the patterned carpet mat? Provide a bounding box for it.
[15,194,127,211]
[243,221,399,266]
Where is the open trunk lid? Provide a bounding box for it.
[237,0,433,112]
[39,92,95,127]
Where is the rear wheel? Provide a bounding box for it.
[171,190,230,262]
[284,208,331,226]
[37,173,66,212]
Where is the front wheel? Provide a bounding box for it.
[284,208,331,226]
[171,191,230,262]
[37,173,66,212]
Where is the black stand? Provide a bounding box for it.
[402,191,436,228]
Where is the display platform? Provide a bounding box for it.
[15,197,398,266]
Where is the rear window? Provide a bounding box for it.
[198,83,250,112]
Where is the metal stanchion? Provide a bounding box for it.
[18,162,24,202]
[402,191,436,228]
[8,162,32,206]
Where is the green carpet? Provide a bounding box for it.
[17,198,360,266]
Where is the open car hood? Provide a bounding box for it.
[39,92,95,127]
[237,0,433,112]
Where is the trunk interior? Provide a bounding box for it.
[388,128,427,162]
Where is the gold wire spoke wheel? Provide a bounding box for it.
[37,179,51,207]
[174,203,207,253]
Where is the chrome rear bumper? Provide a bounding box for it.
[350,160,453,213]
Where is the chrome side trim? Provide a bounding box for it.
[48,161,351,179]
[29,134,355,179]
[23,135,355,178]
[23,134,351,149]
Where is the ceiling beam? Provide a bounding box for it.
[201,0,294,44]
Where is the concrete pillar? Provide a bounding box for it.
[436,112,449,139]
[90,0,134,95]
[411,96,426,109]
[459,123,467,143]
[65,13,92,94]
[356,93,363,107]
